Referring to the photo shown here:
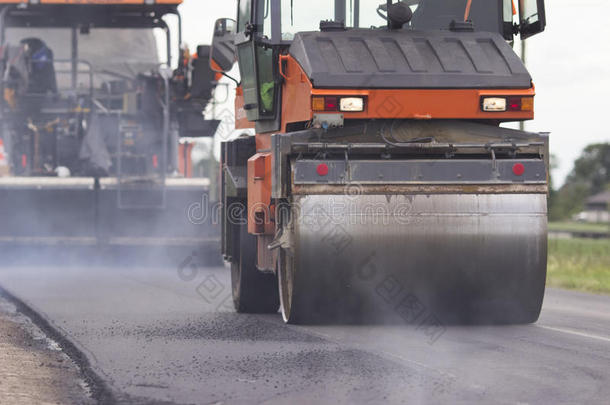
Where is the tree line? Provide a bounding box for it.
[549,143,610,221]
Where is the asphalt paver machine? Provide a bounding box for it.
[0,0,222,260]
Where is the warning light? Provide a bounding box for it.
[482,97,507,112]
[339,97,365,112]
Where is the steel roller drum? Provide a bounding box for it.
[279,193,548,325]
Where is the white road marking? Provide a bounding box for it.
[538,325,610,344]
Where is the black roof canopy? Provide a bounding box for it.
[289,29,532,89]
[0,4,179,29]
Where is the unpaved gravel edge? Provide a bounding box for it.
[0,285,116,404]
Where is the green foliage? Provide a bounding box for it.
[549,143,610,220]
[549,222,609,235]
[566,143,610,195]
[547,238,610,294]
[548,154,558,218]
[549,182,590,221]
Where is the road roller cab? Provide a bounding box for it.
[213,0,549,324]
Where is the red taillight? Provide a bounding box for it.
[507,97,522,111]
[313,96,339,112]
[316,163,329,176]
[512,163,525,176]
[21,154,27,168]
[152,154,159,169]
[324,97,338,111]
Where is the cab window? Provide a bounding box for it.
[237,0,252,33]
[236,0,277,120]
[280,0,334,41]
[503,0,516,39]
[256,46,275,115]
[259,0,272,39]
[353,0,420,28]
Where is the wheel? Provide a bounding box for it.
[277,193,547,326]
[277,206,305,323]
[464,265,547,325]
[231,223,279,313]
[278,246,298,323]
[198,244,224,267]
[277,223,370,325]
[279,241,314,324]
[277,206,334,324]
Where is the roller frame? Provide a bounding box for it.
[272,124,549,324]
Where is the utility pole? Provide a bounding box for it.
[607,199,609,236]
[520,39,527,131]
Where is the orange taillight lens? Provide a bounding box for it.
[521,97,534,112]
[312,96,325,112]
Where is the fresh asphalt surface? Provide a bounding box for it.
[0,262,609,404]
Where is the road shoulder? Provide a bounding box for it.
[0,295,94,405]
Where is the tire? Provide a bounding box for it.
[231,223,279,314]
[277,228,361,325]
[278,243,311,324]
[278,246,299,323]
[277,203,303,323]
[468,268,546,325]
[277,194,547,326]
[277,206,329,325]
[198,244,224,267]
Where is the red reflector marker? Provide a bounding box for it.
[513,163,525,176]
[316,163,329,176]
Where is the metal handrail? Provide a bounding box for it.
[35,58,94,98]
[292,141,546,152]
[0,58,95,99]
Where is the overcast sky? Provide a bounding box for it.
[178,0,609,186]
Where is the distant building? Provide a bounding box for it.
[575,191,610,223]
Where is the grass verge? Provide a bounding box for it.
[547,238,610,294]
[549,221,609,235]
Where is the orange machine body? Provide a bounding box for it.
[177,143,194,178]
[0,0,181,4]
[279,55,535,127]
[247,153,274,235]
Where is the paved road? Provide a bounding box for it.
[0,263,609,404]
